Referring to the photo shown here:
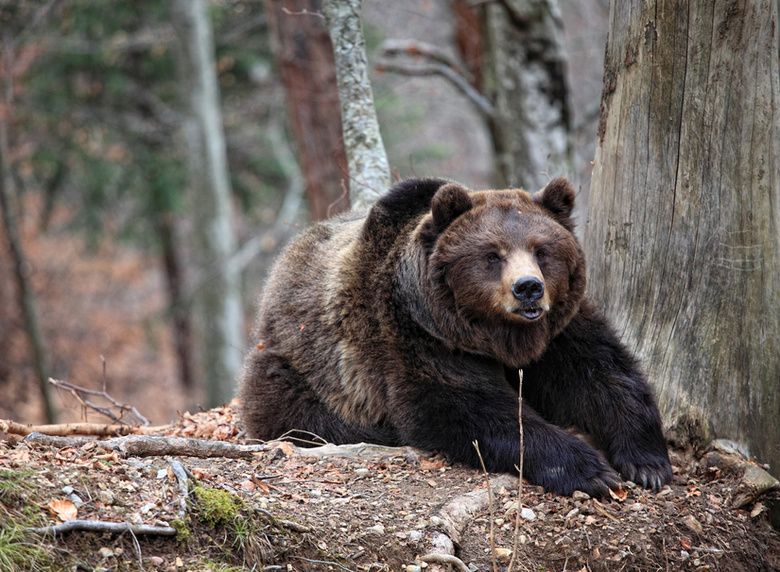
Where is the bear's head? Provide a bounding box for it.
[418,176,586,366]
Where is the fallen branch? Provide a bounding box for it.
[31,520,176,537]
[24,433,271,459]
[22,433,424,464]
[433,473,518,549]
[1,419,169,437]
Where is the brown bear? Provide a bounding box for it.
[239,177,672,497]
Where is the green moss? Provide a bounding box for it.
[170,518,192,544]
[192,487,245,528]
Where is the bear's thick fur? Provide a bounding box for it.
[239,177,672,497]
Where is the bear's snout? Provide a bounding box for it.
[512,277,544,303]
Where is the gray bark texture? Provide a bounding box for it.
[323,0,390,209]
[170,0,245,407]
[484,0,572,190]
[585,0,780,472]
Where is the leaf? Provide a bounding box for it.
[609,484,627,502]
[48,499,78,522]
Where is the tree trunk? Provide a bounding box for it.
[483,0,572,190]
[266,0,349,220]
[0,38,57,423]
[170,0,245,407]
[585,0,780,471]
[323,0,390,209]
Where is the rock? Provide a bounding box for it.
[521,507,536,521]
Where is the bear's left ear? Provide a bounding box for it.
[431,183,474,233]
[532,176,576,232]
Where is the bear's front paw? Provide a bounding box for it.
[612,452,673,491]
[530,447,622,498]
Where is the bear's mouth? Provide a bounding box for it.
[516,306,544,321]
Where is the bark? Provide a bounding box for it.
[266,0,349,220]
[0,38,57,423]
[323,0,390,209]
[170,0,245,407]
[483,0,573,190]
[585,0,780,472]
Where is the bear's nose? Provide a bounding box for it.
[512,277,544,302]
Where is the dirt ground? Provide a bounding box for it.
[1,403,780,572]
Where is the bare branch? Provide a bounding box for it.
[30,520,176,537]
[378,39,471,80]
[376,58,494,118]
[49,375,149,427]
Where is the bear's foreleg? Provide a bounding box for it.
[391,375,621,497]
[522,304,673,490]
[239,350,399,447]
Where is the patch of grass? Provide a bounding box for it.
[0,472,56,572]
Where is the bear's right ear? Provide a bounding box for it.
[532,176,576,232]
[431,183,474,233]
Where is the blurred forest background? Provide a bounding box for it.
[0,0,609,426]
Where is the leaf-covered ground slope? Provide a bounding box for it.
[1,403,779,572]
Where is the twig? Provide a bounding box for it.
[49,367,149,426]
[30,520,176,537]
[473,440,497,572]
[592,499,618,522]
[507,369,524,572]
[420,553,471,572]
[291,556,354,572]
[168,460,191,521]
[256,508,311,533]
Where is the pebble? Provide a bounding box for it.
[572,490,590,501]
[368,524,385,535]
[521,507,536,521]
[98,547,114,558]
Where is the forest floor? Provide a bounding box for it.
[1,403,780,572]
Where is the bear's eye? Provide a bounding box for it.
[487,253,501,263]
[535,249,547,261]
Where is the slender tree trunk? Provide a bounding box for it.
[323,0,390,209]
[171,0,245,407]
[156,214,195,389]
[585,0,780,471]
[483,0,573,190]
[266,0,349,220]
[0,40,56,423]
